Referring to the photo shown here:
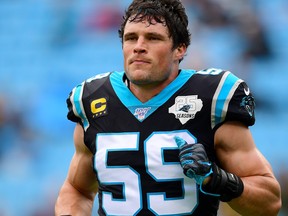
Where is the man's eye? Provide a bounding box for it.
[149,37,159,40]
[125,37,137,41]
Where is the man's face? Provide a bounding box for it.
[123,17,184,86]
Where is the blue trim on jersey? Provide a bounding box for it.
[212,72,242,128]
[110,70,195,122]
[72,83,89,130]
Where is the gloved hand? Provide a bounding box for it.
[175,136,212,185]
[175,136,244,201]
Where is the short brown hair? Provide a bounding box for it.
[118,0,191,52]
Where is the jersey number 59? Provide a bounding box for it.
[94,131,198,215]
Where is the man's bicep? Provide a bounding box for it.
[214,121,273,177]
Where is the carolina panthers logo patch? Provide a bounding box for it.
[240,94,255,118]
[179,105,191,112]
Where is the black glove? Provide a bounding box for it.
[175,136,212,185]
[175,136,244,202]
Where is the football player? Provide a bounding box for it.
[55,0,281,215]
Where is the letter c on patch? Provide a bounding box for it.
[91,98,107,114]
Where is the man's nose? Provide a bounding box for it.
[134,38,147,54]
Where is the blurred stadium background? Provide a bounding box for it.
[0,0,287,215]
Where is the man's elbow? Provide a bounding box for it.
[271,195,282,216]
[264,200,281,216]
[268,183,282,216]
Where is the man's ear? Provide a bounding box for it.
[175,44,187,61]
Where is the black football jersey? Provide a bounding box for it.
[66,68,255,216]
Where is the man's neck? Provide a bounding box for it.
[124,71,180,103]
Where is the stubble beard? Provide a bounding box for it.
[126,69,168,87]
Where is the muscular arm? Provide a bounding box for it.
[55,123,98,215]
[214,121,281,216]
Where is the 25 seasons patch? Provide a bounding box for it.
[169,95,203,124]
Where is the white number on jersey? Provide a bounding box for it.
[94,131,198,215]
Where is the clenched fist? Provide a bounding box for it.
[175,136,244,202]
[175,136,212,185]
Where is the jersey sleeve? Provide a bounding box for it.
[66,81,90,129]
[225,81,256,126]
[210,70,256,129]
[66,72,112,130]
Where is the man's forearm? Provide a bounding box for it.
[228,176,281,216]
[55,182,95,216]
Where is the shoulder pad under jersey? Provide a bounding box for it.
[196,68,255,129]
[66,72,111,130]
